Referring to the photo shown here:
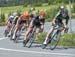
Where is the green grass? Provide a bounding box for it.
[36,32,75,46]
[0,3,75,26]
[0,4,58,19]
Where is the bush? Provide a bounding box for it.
[33,3,42,7]
[72,3,75,13]
[0,22,5,26]
[58,33,75,46]
[23,3,28,7]
[36,32,47,44]
[42,3,48,6]
[36,32,75,46]
[0,13,5,22]
[45,6,59,22]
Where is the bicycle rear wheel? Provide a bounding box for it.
[50,30,61,50]
[4,30,9,37]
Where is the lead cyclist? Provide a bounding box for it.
[43,6,69,47]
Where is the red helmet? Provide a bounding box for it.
[39,10,46,17]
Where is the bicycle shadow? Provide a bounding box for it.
[45,46,68,50]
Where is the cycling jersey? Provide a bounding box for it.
[13,16,19,24]
[54,9,69,25]
[17,14,30,25]
[31,15,45,28]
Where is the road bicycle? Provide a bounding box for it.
[23,26,37,48]
[42,25,68,50]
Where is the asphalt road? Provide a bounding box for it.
[0,20,75,57]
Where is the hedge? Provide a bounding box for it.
[36,32,75,46]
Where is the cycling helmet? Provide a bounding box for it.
[60,6,68,17]
[13,12,18,17]
[30,7,35,11]
[60,6,64,9]
[23,11,29,17]
[9,15,14,22]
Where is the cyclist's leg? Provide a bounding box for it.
[8,17,19,36]
[6,21,12,33]
[58,23,65,32]
[12,19,22,39]
[43,27,54,45]
[35,27,40,40]
[23,21,34,45]
[39,24,44,33]
[8,23,15,36]
[23,26,33,46]
[24,27,32,40]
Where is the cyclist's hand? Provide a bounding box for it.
[64,25,68,29]
[64,25,69,33]
[52,22,56,26]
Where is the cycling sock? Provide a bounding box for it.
[43,37,48,44]
[12,30,16,39]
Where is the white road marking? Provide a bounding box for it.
[0,48,75,56]
[0,37,8,40]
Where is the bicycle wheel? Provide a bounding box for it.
[28,32,36,48]
[50,30,61,50]
[23,32,34,47]
[9,32,14,40]
[4,30,9,37]
[26,27,36,48]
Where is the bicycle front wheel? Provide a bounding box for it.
[50,31,61,50]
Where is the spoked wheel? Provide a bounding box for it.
[4,30,9,37]
[25,32,35,48]
[50,31,61,50]
[9,32,13,40]
[27,33,36,48]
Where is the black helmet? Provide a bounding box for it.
[60,6,68,17]
[30,7,35,11]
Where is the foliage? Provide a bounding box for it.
[0,22,5,26]
[0,0,72,7]
[36,32,47,43]
[72,3,75,13]
[59,33,75,46]
[45,5,59,21]
[36,32,75,46]
[0,13,5,22]
[23,3,28,7]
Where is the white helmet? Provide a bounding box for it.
[60,6,64,9]
[30,7,35,11]
[13,12,18,17]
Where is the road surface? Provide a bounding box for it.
[0,20,75,57]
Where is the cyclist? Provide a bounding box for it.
[5,14,14,34]
[12,11,30,40]
[23,10,46,46]
[8,12,20,37]
[42,6,69,47]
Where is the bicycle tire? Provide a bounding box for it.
[23,32,33,47]
[4,30,9,37]
[25,27,36,48]
[26,31,36,48]
[28,33,36,48]
[50,30,61,50]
